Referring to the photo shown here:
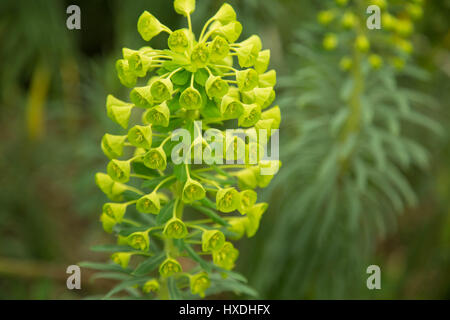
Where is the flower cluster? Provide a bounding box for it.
[95,0,280,299]
[318,0,424,70]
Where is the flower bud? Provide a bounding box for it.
[254,50,270,74]
[317,10,335,25]
[116,59,137,88]
[395,39,413,54]
[253,87,275,109]
[341,11,356,29]
[182,178,206,203]
[261,106,281,129]
[407,3,423,20]
[238,103,261,128]
[128,124,153,149]
[205,75,229,99]
[150,78,174,102]
[216,187,240,213]
[220,95,244,119]
[258,70,276,88]
[159,258,182,277]
[136,192,161,214]
[111,252,133,268]
[138,11,165,41]
[382,13,397,31]
[190,272,211,298]
[212,241,239,270]
[168,29,191,53]
[174,0,195,16]
[212,21,242,43]
[100,212,116,233]
[355,35,370,52]
[234,168,258,190]
[190,43,210,69]
[144,102,170,127]
[236,35,262,68]
[180,87,203,110]
[238,189,257,214]
[163,218,188,239]
[371,0,386,10]
[213,3,236,25]
[103,202,127,222]
[227,217,246,240]
[236,69,259,92]
[368,54,383,69]
[130,86,153,108]
[323,33,338,51]
[143,147,167,170]
[208,36,229,62]
[143,279,160,294]
[126,51,153,77]
[101,134,126,159]
[96,173,124,198]
[340,56,352,71]
[107,159,131,183]
[202,229,226,252]
[106,94,133,129]
[127,231,150,251]
[244,203,268,237]
[335,0,348,6]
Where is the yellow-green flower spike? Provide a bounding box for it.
[127,231,150,251]
[136,192,161,214]
[95,0,281,300]
[202,229,226,252]
[159,258,182,278]
[216,187,240,213]
[190,272,211,298]
[163,218,188,239]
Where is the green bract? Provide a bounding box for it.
[136,192,161,214]
[94,0,280,300]
[159,258,182,278]
[127,231,150,251]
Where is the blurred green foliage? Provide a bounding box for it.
[0,0,448,299]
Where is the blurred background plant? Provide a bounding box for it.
[0,0,448,299]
